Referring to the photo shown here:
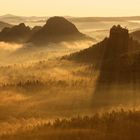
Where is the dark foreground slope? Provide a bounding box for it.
[28,16,93,45]
[1,110,140,140]
[66,25,140,105]
[64,38,108,68]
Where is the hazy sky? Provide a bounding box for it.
[0,0,140,17]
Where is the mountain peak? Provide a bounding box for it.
[43,16,80,35]
[28,16,91,45]
[109,25,129,39]
[108,25,129,54]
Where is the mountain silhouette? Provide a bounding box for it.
[67,25,140,105]
[95,26,140,87]
[28,16,93,45]
[94,25,140,105]
[0,23,43,43]
[0,17,93,45]
[0,23,32,43]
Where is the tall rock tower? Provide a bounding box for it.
[94,25,131,104]
[98,25,129,84]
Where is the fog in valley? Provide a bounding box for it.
[0,15,140,140]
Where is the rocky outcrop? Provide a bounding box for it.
[28,16,92,45]
[94,25,140,104]
[0,17,93,45]
[67,25,140,104]
[96,25,130,86]
[0,23,31,43]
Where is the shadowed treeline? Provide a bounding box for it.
[1,110,140,140]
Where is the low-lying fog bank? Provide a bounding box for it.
[0,23,140,139]
[0,40,93,65]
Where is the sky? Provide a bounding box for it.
[0,0,140,17]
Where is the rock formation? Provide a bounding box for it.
[67,25,140,105]
[28,16,92,45]
[0,23,31,43]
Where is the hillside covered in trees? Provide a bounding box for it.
[1,110,140,140]
[65,25,140,106]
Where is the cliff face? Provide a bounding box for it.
[108,25,129,54]
[94,25,140,104]
[67,25,140,103]
[97,25,130,85]
[66,25,130,68]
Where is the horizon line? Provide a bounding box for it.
[1,14,140,18]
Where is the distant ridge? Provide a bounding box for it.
[0,16,93,45]
[1,14,19,18]
[28,16,93,45]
